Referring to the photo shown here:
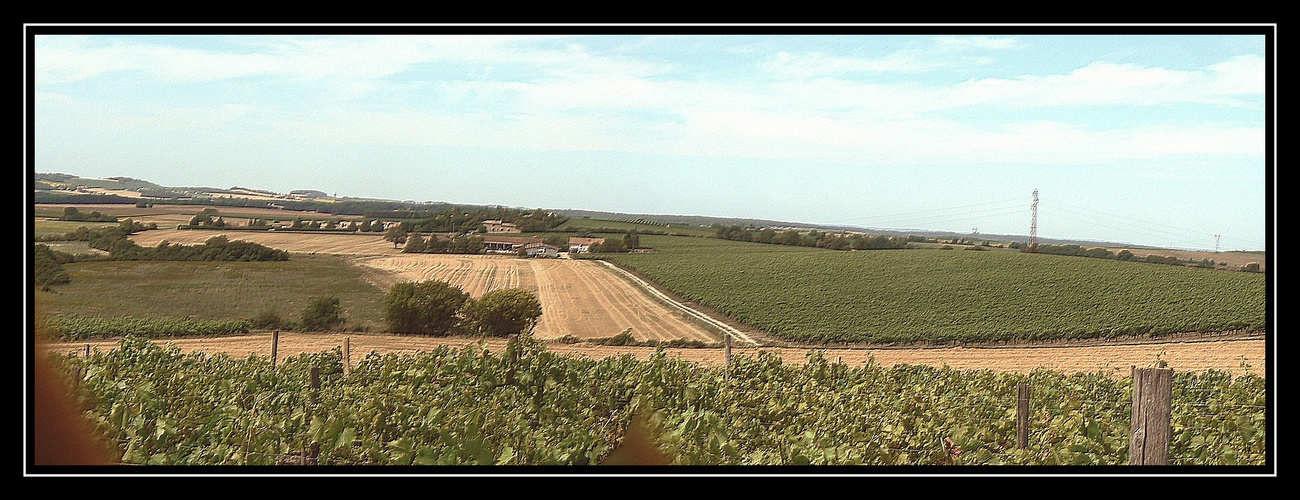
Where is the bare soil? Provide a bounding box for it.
[42,331,1266,378]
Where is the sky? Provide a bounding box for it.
[28,27,1271,251]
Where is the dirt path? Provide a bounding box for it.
[41,331,1267,378]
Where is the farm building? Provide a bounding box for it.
[482,220,522,233]
[568,237,606,253]
[523,242,560,258]
[483,236,543,253]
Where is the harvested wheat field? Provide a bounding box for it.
[41,331,1266,379]
[129,228,400,256]
[354,254,721,343]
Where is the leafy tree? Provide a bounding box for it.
[462,288,543,337]
[624,230,640,250]
[383,280,470,335]
[384,226,408,248]
[301,296,345,332]
[403,233,428,253]
[34,244,72,290]
[450,235,485,254]
[426,234,451,253]
[597,237,625,253]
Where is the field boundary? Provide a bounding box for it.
[595,260,761,346]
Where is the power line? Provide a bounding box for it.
[1045,200,1263,249]
[824,197,1025,225]
[1045,200,1258,249]
[855,206,1029,231]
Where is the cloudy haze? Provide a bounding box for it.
[31,29,1270,251]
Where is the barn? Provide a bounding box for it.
[483,236,543,253]
[568,237,606,253]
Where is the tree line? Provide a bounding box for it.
[250,281,543,338]
[712,225,910,250]
[34,222,289,291]
[395,231,488,254]
[1025,244,1254,271]
[57,206,118,222]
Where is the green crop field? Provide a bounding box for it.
[601,235,1266,344]
[50,336,1265,465]
[34,254,388,330]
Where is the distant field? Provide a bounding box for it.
[601,235,1266,344]
[36,241,109,256]
[128,227,399,256]
[33,219,121,238]
[33,203,322,221]
[559,217,715,237]
[1105,247,1265,271]
[34,254,389,330]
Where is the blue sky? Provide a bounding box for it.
[30,29,1270,251]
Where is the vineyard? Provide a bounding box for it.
[43,315,251,340]
[48,336,1266,466]
[601,235,1266,344]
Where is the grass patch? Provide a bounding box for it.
[33,219,121,238]
[34,253,388,330]
[37,241,110,257]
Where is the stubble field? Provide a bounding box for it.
[353,254,721,343]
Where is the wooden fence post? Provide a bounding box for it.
[1129,366,1174,465]
[1016,383,1030,449]
[343,336,351,376]
[270,329,279,367]
[724,333,732,365]
[84,344,91,358]
[309,365,321,465]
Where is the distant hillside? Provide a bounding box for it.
[551,209,815,231]
[31,172,1241,253]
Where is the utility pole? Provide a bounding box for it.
[1215,234,1221,253]
[1028,189,1039,252]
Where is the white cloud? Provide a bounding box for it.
[932,35,1025,51]
[945,58,1264,109]
[35,35,1265,172]
[762,50,942,78]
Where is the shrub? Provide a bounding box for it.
[34,244,73,290]
[250,309,286,330]
[462,288,543,337]
[383,280,470,335]
[301,296,345,332]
